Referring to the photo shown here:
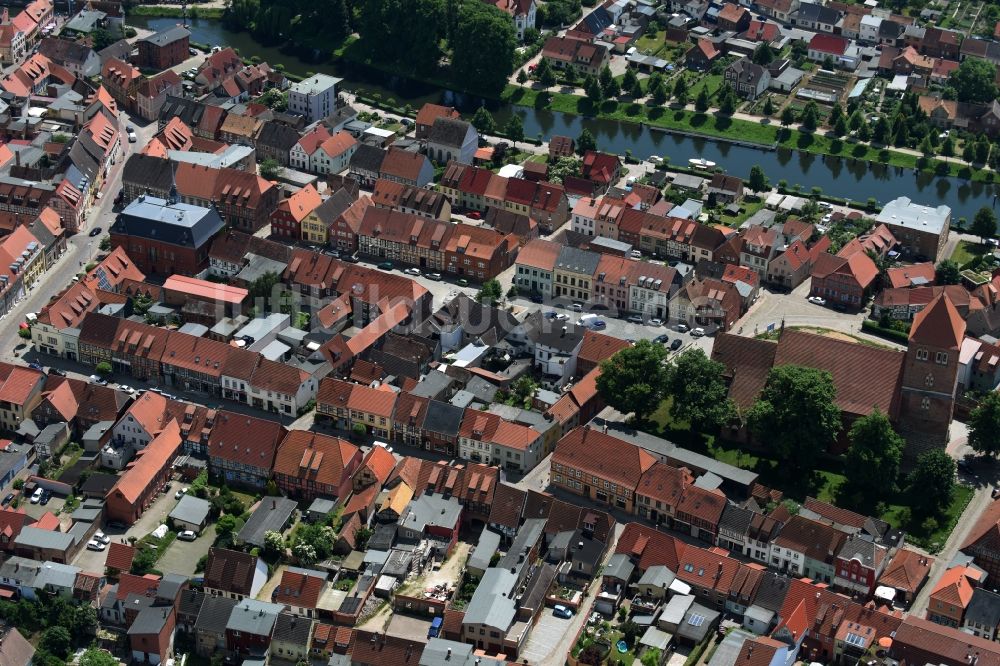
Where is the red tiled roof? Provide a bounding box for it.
[105,542,136,572]
[553,426,656,492]
[274,569,324,609]
[878,548,932,594]
[910,293,965,349]
[108,420,181,505]
[273,430,360,493]
[615,522,684,571]
[810,33,849,55]
[207,410,286,469]
[929,566,976,608]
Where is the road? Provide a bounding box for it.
[0,110,157,365]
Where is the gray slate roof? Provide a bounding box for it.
[114,195,225,249]
[463,567,517,630]
[226,598,284,635]
[195,595,238,634]
[555,246,601,275]
[966,588,1000,630]
[274,612,312,646]
[238,497,298,547]
[129,605,172,636]
[427,117,473,148]
[140,26,191,46]
[169,494,211,526]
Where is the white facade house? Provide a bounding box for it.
[859,15,883,44]
[287,74,341,123]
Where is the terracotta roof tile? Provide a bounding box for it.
[553,426,656,492]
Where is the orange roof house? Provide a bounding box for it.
[273,430,362,502]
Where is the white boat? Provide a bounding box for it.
[688,158,716,168]
[648,155,663,164]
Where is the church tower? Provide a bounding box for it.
[897,293,965,463]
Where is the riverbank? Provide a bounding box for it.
[501,85,996,185]
[130,5,224,19]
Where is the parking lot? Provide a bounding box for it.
[157,524,216,576]
[20,495,65,521]
[73,533,114,573]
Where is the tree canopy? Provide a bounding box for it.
[748,165,769,193]
[936,259,961,285]
[747,365,840,471]
[450,2,517,96]
[972,206,997,242]
[907,449,955,517]
[951,58,999,104]
[843,408,903,505]
[970,391,1000,457]
[596,340,670,420]
[664,349,732,431]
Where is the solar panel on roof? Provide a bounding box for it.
[844,632,866,647]
[688,614,705,627]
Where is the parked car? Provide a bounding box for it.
[627,314,643,324]
[89,226,102,237]
[178,530,197,541]
[818,201,833,210]
[404,267,421,276]
[653,334,669,344]
[48,368,66,377]
[2,493,14,506]
[28,362,43,371]
[530,293,543,304]
[553,605,573,619]
[807,296,826,305]
[39,491,51,505]
[675,323,689,333]
[340,254,359,263]
[650,318,664,326]
[670,338,683,351]
[426,272,442,281]
[30,488,42,504]
[467,211,482,220]
[127,129,136,143]
[377,261,393,271]
[691,327,706,337]
[88,374,107,386]
[570,302,583,312]
[455,278,469,287]
[86,540,106,551]
[94,531,111,545]
[174,487,188,500]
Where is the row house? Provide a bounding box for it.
[502,178,569,232]
[174,162,279,235]
[357,207,450,272]
[316,377,397,440]
[307,128,357,175]
[270,184,322,240]
[371,179,451,221]
[457,409,544,473]
[391,393,464,456]
[207,411,287,489]
[514,238,560,298]
[304,191,367,249]
[551,426,655,514]
[272,430,362,502]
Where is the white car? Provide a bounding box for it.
[86,540,106,551]
[404,267,421,276]
[555,313,569,321]
[675,323,689,333]
[426,272,442,281]
[690,327,706,337]
[821,213,833,223]
[30,488,42,504]
[650,318,664,327]
[127,129,137,143]
[174,487,188,500]
[648,155,663,164]
[818,201,833,210]
[94,530,111,545]
[808,296,826,305]
[178,530,197,541]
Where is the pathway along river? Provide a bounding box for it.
[132,16,1000,220]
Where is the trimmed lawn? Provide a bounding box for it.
[952,239,991,267]
[635,29,668,56]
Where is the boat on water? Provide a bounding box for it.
[688,158,716,168]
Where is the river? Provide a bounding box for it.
[130,16,1000,220]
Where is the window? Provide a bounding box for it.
[936,352,949,365]
[916,349,928,361]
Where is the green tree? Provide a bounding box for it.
[832,114,848,137]
[622,67,638,94]
[216,513,239,538]
[95,361,112,378]
[641,648,663,666]
[354,526,373,550]
[472,107,496,134]
[357,0,444,75]
[599,65,619,98]
[800,101,819,131]
[718,85,736,115]
[951,58,999,104]
[843,408,903,503]
[259,158,282,180]
[263,530,284,557]
[936,259,961,285]
[476,278,503,303]
[537,57,557,87]
[630,77,644,99]
[964,141,977,163]
[451,2,517,95]
[828,103,843,126]
[941,135,955,157]
[504,115,524,148]
[976,136,991,164]
[695,86,709,112]
[576,128,597,154]
[762,96,774,116]
[780,106,795,127]
[973,206,997,243]
[752,43,774,65]
[848,109,864,132]
[970,391,1000,457]
[873,116,890,144]
[748,164,769,193]
[596,340,670,421]
[920,135,935,158]
[584,74,603,104]
[907,449,955,517]
[893,118,909,147]
[664,349,732,431]
[747,365,841,471]
[857,120,872,142]
[652,79,668,104]
[672,76,688,105]
[40,627,71,660]
[516,68,528,84]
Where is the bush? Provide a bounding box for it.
[861,319,910,343]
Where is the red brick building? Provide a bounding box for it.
[443,223,516,281]
[136,25,190,70]
[272,430,362,502]
[105,420,182,525]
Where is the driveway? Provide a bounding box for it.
[73,539,110,574]
[519,608,577,665]
[157,524,217,576]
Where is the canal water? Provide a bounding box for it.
[131,16,1000,220]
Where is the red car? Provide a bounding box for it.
[467,211,482,220]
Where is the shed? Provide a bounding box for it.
[168,495,211,532]
[306,498,337,523]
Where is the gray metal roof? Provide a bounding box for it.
[468,528,501,572]
[875,196,950,235]
[638,565,675,590]
[463,567,517,630]
[128,605,172,636]
[307,498,337,515]
[169,494,211,527]
[420,639,506,666]
[603,553,635,581]
[421,400,464,437]
[238,497,298,547]
[114,195,225,249]
[226,598,284,635]
[15,527,76,551]
[401,494,462,534]
[139,25,190,46]
[34,562,80,591]
[555,246,601,275]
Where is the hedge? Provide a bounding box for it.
[861,319,910,344]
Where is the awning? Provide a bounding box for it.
[874,585,896,603]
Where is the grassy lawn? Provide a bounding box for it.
[635,29,668,55]
[952,239,991,267]
[688,73,724,100]
[718,199,766,227]
[524,153,549,163]
[503,85,997,182]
